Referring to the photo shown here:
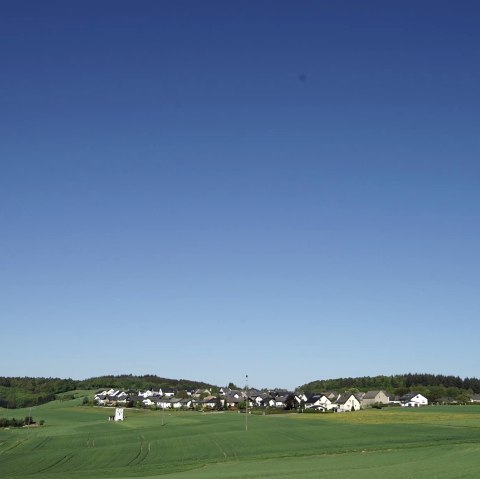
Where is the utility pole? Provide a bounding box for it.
[28,406,32,437]
[245,374,248,432]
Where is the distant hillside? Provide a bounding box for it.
[0,375,217,409]
[299,373,480,402]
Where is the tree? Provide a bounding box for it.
[457,392,471,403]
[285,395,297,410]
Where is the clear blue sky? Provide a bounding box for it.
[1,1,479,390]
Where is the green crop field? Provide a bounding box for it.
[1,399,480,478]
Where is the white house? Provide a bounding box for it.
[195,397,217,409]
[138,390,156,398]
[273,396,288,408]
[336,393,361,412]
[305,394,333,411]
[179,398,193,409]
[400,392,428,407]
[170,398,184,409]
[224,395,242,408]
[156,399,172,409]
[253,395,265,407]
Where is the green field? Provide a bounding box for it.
[1,399,480,478]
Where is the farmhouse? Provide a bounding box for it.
[195,397,217,409]
[323,391,338,401]
[156,398,173,409]
[360,390,390,407]
[179,398,194,408]
[336,393,361,412]
[271,395,289,408]
[400,392,428,407]
[138,389,159,398]
[224,395,242,409]
[304,394,333,411]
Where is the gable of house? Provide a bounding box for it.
[400,392,428,407]
[361,390,389,406]
[336,393,361,411]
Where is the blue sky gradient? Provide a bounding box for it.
[1,1,479,389]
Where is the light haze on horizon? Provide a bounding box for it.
[1,1,479,390]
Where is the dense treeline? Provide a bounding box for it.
[0,375,216,409]
[0,377,77,409]
[79,374,214,393]
[0,416,43,428]
[299,373,480,402]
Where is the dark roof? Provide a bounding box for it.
[399,392,423,401]
[305,394,326,403]
[225,395,242,403]
[336,393,358,404]
[324,391,338,399]
[276,389,293,395]
[363,390,386,399]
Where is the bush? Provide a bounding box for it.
[0,417,27,428]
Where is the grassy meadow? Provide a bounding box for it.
[1,398,480,478]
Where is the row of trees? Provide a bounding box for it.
[79,374,215,393]
[0,416,44,428]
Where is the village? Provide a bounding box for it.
[94,386,437,420]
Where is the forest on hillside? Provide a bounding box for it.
[0,375,216,409]
[299,373,480,402]
[2,373,480,409]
